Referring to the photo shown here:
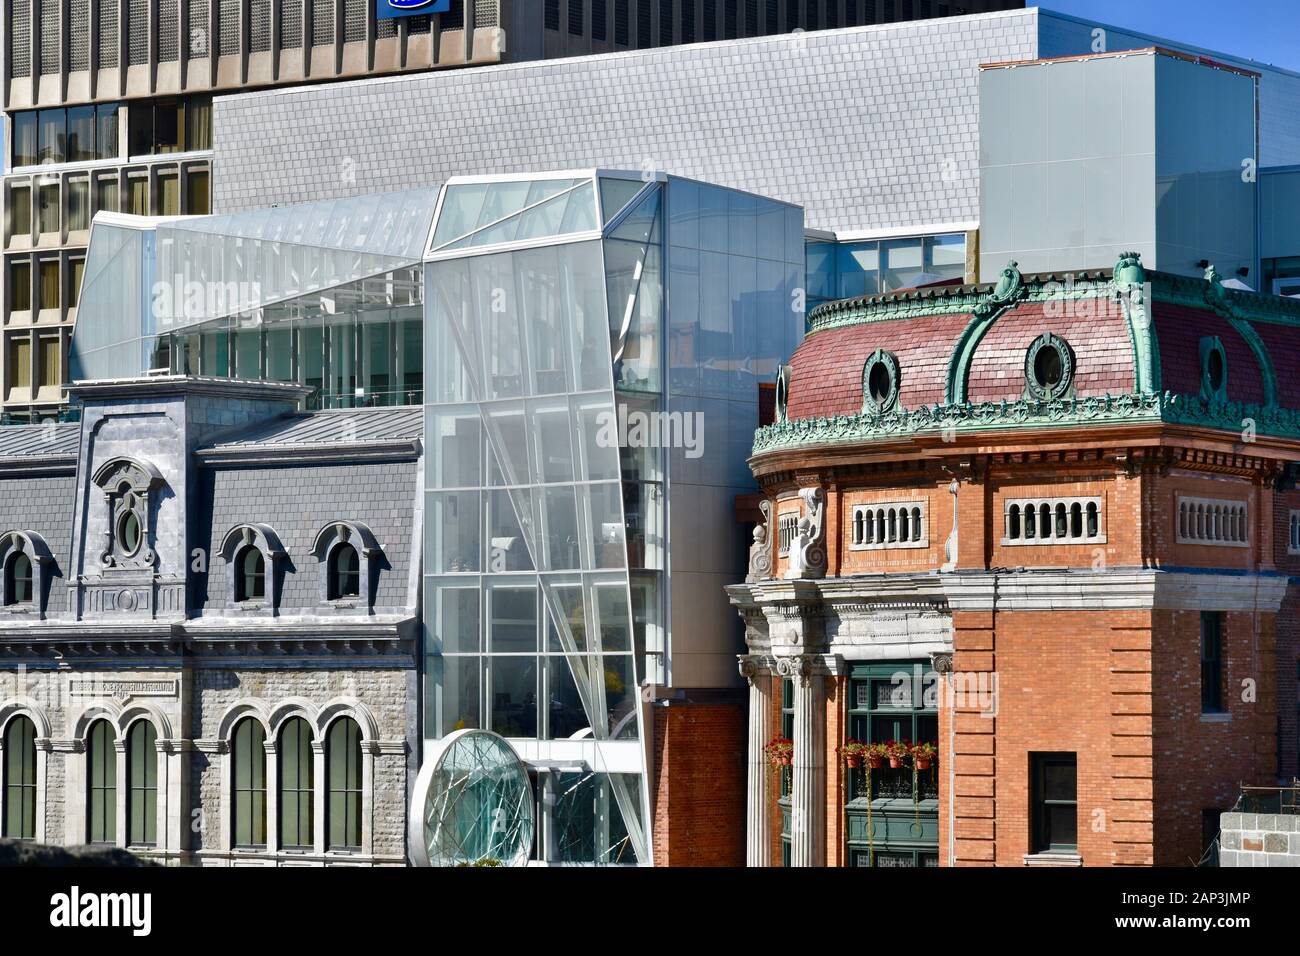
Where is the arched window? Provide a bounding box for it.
[326,717,362,851]
[232,718,266,848]
[1086,502,1099,538]
[1070,502,1083,538]
[3,715,37,840]
[279,717,313,849]
[1008,504,1021,540]
[235,546,265,603]
[328,544,360,600]
[87,721,117,844]
[4,553,32,606]
[126,721,157,847]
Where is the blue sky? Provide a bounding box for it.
[1044,0,1300,72]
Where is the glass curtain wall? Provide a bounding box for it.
[806,233,967,311]
[424,174,658,865]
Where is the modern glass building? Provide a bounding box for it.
[69,168,804,864]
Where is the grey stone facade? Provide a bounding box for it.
[1218,812,1300,867]
[0,378,422,866]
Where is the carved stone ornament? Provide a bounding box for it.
[747,498,774,582]
[92,457,164,571]
[784,487,826,580]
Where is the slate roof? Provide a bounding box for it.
[783,269,1295,423]
[201,407,422,451]
[0,422,81,468]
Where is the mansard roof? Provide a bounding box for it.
[757,256,1300,456]
[197,407,422,465]
[0,422,80,473]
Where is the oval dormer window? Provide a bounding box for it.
[1025,333,1074,401]
[861,349,900,414]
[118,511,142,557]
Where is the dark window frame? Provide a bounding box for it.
[3,715,38,840]
[126,720,157,847]
[1201,611,1226,714]
[1030,751,1077,854]
[326,717,363,851]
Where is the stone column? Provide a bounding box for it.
[739,656,772,867]
[782,655,825,867]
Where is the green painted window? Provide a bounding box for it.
[5,552,32,605]
[236,546,265,603]
[278,717,314,849]
[779,678,794,798]
[126,721,157,846]
[87,721,116,844]
[329,544,360,600]
[3,715,37,840]
[1201,612,1225,714]
[327,717,362,851]
[232,718,266,848]
[1031,752,1077,854]
[848,662,938,801]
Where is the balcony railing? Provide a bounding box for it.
[1235,783,1300,815]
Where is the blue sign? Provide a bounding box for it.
[376,0,450,20]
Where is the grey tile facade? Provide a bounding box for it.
[211,8,1300,235]
[213,10,1041,231]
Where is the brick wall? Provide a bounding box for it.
[651,700,746,867]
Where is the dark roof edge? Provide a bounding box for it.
[195,439,422,467]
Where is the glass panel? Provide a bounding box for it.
[37,185,58,234]
[490,656,538,737]
[10,262,31,312]
[278,717,313,848]
[95,104,120,160]
[37,109,65,164]
[68,106,96,162]
[67,179,90,231]
[12,113,38,167]
[9,188,32,236]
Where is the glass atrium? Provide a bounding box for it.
[69,169,805,864]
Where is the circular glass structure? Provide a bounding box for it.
[409,729,534,867]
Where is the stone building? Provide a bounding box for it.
[730,255,1300,867]
[0,375,420,864]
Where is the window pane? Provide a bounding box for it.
[38,260,59,310]
[67,179,90,231]
[95,104,120,160]
[10,262,31,312]
[490,655,537,737]
[9,188,32,237]
[96,176,119,214]
[37,185,59,234]
[67,106,96,162]
[157,173,179,216]
[38,336,60,388]
[186,168,210,215]
[67,259,85,308]
[13,113,38,167]
[128,178,148,215]
[37,109,65,163]
[9,338,31,390]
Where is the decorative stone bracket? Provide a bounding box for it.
[785,487,827,580]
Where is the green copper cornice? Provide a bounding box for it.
[751,390,1300,456]
[945,260,1029,404]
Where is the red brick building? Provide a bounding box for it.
[728,255,1300,867]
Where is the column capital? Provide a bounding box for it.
[737,654,775,684]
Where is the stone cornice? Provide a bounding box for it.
[730,569,1292,615]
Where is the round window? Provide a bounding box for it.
[117,511,141,556]
[861,350,900,414]
[1200,337,1228,400]
[1024,333,1074,401]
